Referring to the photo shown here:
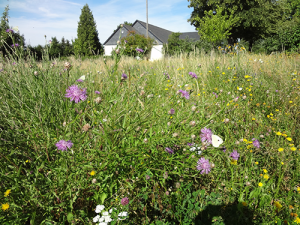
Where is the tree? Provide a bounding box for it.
[49,37,62,59]
[74,4,103,56]
[188,0,285,50]
[0,5,25,57]
[195,6,239,46]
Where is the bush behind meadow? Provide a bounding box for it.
[0,49,300,225]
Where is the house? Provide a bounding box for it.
[103,20,199,61]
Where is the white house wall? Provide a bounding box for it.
[104,45,117,56]
[150,45,163,61]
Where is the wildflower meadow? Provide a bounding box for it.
[0,42,300,224]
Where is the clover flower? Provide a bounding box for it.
[196,157,211,174]
[230,150,240,161]
[200,128,212,145]
[178,89,190,99]
[121,197,129,206]
[55,140,73,151]
[65,85,87,103]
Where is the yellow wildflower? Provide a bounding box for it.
[4,189,11,197]
[255,162,258,165]
[90,171,96,176]
[291,147,296,151]
[278,148,284,152]
[264,174,269,180]
[1,203,9,211]
[263,169,268,173]
[258,182,263,187]
[276,132,282,136]
[274,201,282,210]
[242,202,247,206]
[286,137,292,141]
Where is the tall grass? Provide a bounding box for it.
[0,50,300,225]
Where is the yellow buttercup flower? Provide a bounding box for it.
[263,169,268,174]
[274,201,282,210]
[258,182,263,187]
[90,171,96,176]
[286,137,292,141]
[276,132,282,136]
[1,203,9,211]
[263,174,269,180]
[294,217,300,224]
[278,148,284,152]
[4,189,11,197]
[291,147,296,151]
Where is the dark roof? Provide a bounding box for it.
[103,25,137,45]
[133,20,173,44]
[179,32,200,41]
[103,20,199,45]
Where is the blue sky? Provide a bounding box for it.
[1,0,197,47]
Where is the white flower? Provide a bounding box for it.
[197,150,202,155]
[93,215,100,222]
[109,208,117,214]
[238,87,242,91]
[79,75,85,80]
[102,119,107,122]
[102,211,109,216]
[98,222,107,225]
[103,214,113,223]
[98,217,104,222]
[118,211,128,220]
[190,147,196,152]
[95,205,105,213]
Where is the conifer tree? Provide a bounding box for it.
[74,4,103,56]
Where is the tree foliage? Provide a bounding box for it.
[0,5,25,57]
[120,31,153,57]
[163,32,213,56]
[74,4,103,56]
[195,6,239,46]
[188,0,285,49]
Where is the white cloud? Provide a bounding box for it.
[5,0,196,47]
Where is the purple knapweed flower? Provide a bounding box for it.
[12,62,16,65]
[165,147,174,154]
[200,128,212,145]
[221,147,226,153]
[136,48,144,53]
[230,150,240,161]
[168,108,175,115]
[252,138,260,148]
[55,140,73,151]
[11,43,19,47]
[65,85,87,103]
[145,175,150,180]
[121,197,129,206]
[178,89,190,100]
[76,79,84,82]
[187,142,194,146]
[189,72,198,79]
[95,91,100,94]
[6,29,14,33]
[121,73,128,79]
[196,157,211,174]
